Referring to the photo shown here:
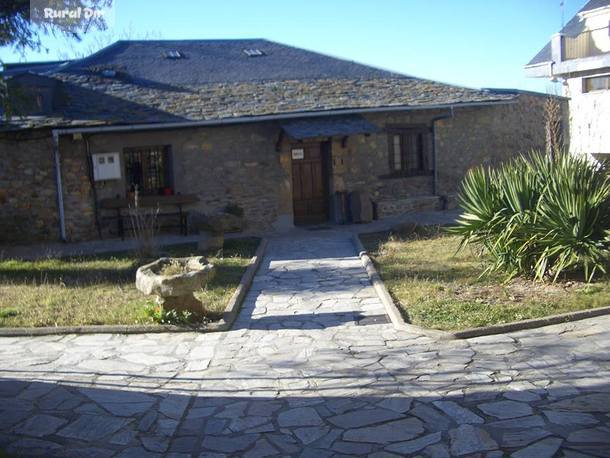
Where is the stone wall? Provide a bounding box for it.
[0,132,97,243]
[331,110,444,201]
[58,136,97,241]
[0,93,562,243]
[63,122,292,239]
[327,94,558,217]
[435,94,553,197]
[0,130,58,243]
[376,196,442,219]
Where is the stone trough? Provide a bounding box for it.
[135,256,215,314]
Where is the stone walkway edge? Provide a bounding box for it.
[0,239,268,338]
[353,233,610,340]
[1,233,609,456]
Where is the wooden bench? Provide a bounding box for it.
[100,194,199,239]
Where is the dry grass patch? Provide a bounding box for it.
[360,227,610,331]
[0,238,259,328]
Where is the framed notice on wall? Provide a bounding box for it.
[291,148,304,160]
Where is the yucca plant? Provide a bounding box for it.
[450,151,610,282]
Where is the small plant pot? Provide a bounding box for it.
[135,256,215,315]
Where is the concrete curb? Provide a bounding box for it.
[0,239,268,337]
[352,233,610,340]
[217,238,268,330]
[352,234,451,339]
[451,305,610,339]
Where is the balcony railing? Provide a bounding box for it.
[562,27,610,60]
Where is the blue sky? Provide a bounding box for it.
[0,0,586,93]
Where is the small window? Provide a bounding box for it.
[387,126,430,176]
[583,75,610,92]
[36,93,44,111]
[243,48,265,57]
[392,135,402,170]
[124,145,172,195]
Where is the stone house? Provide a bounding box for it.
[525,0,609,159]
[1,39,561,243]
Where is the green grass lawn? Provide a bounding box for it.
[0,238,259,328]
[360,227,610,331]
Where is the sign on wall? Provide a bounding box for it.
[291,148,305,160]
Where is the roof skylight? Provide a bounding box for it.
[243,48,265,57]
[165,50,184,59]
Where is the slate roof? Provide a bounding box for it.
[2,60,70,76]
[527,0,610,66]
[2,39,517,131]
[280,114,380,139]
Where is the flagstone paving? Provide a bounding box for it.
[1,233,610,457]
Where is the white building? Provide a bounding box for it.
[525,0,610,159]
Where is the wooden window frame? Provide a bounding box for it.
[583,74,610,93]
[124,145,173,195]
[383,124,432,178]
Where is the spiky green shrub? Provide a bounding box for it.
[450,151,610,282]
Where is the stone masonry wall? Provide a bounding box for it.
[1,93,563,243]
[328,110,443,218]
[66,122,291,239]
[435,94,553,196]
[330,110,444,202]
[58,136,97,241]
[0,131,59,243]
[329,94,560,216]
[0,132,97,243]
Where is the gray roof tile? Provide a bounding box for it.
[280,114,380,139]
[2,39,517,131]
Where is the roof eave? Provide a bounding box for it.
[524,62,554,78]
[553,53,610,76]
[47,99,518,136]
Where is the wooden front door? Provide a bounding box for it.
[291,142,329,225]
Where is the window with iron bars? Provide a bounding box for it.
[124,145,172,195]
[386,126,431,176]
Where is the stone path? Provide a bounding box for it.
[1,233,610,457]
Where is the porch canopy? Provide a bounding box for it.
[280,114,380,140]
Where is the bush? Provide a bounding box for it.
[450,151,610,282]
[145,303,198,325]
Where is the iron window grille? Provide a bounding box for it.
[386,126,431,177]
[124,145,172,195]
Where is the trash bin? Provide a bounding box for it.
[331,191,349,224]
[349,191,373,223]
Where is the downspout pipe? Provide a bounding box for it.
[430,107,455,198]
[52,130,66,241]
[84,135,102,239]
